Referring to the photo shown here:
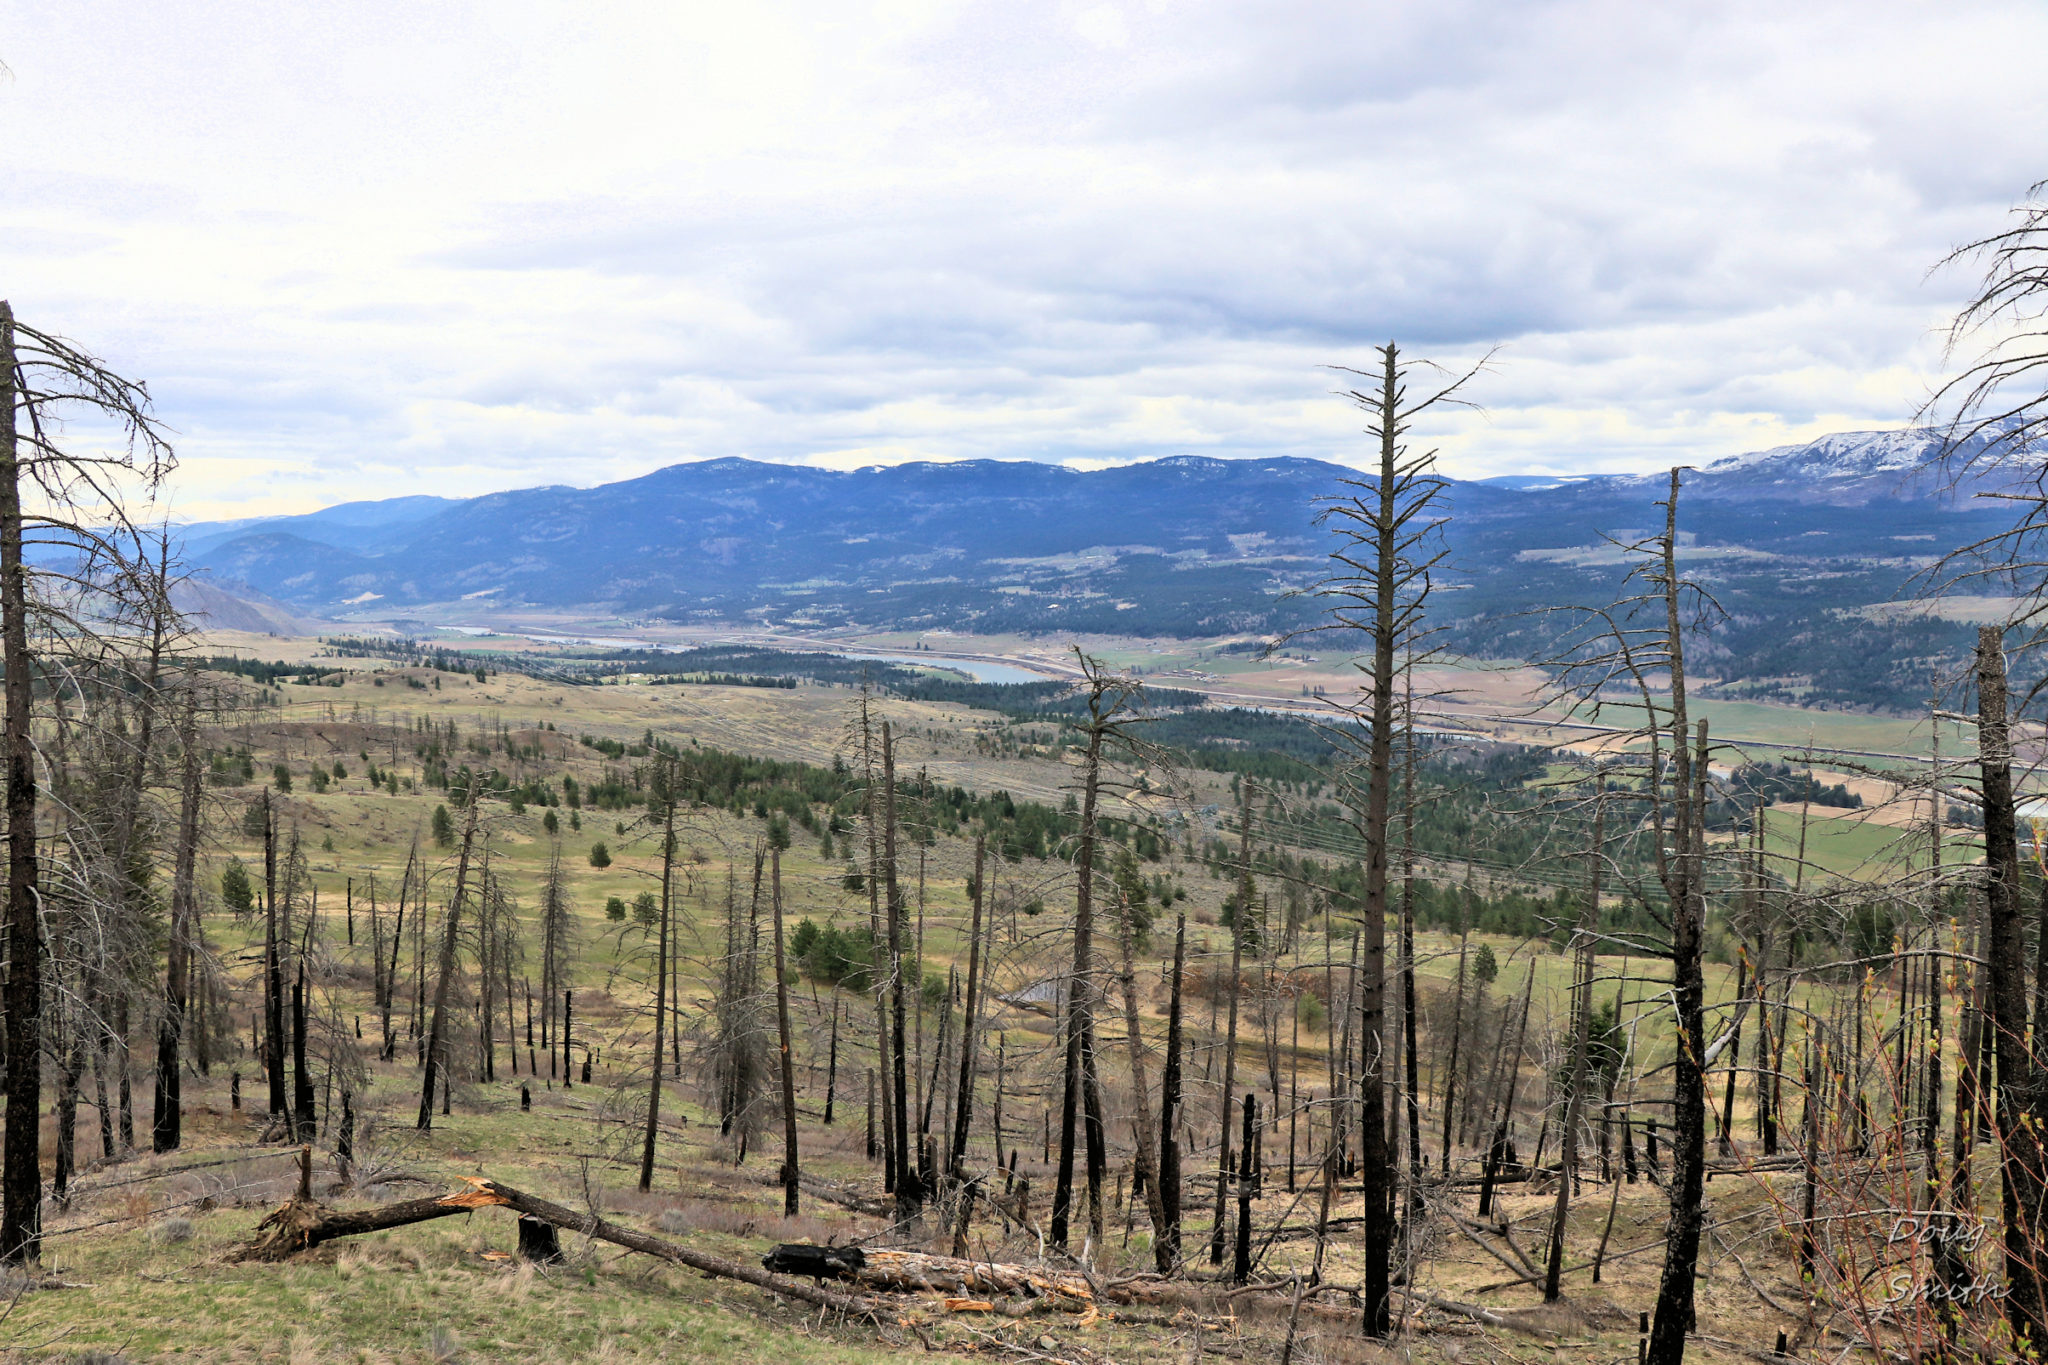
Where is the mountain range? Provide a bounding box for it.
[174,426,2022,712]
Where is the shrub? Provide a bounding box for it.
[589,841,611,869]
[605,896,626,921]
[148,1216,194,1245]
[272,764,292,794]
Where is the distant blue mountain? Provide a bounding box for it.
[172,428,2013,710]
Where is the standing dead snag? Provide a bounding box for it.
[640,769,678,1192]
[770,848,800,1216]
[1544,788,1603,1301]
[1209,783,1251,1267]
[1050,652,1145,1254]
[418,794,481,1131]
[263,795,288,1125]
[1305,341,1480,1335]
[152,677,204,1154]
[1113,852,1168,1266]
[0,302,174,1263]
[1976,627,2048,1344]
[947,836,988,1184]
[882,722,919,1223]
[1157,912,1187,1272]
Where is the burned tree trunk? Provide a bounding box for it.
[1113,867,1167,1259]
[1209,784,1253,1266]
[153,683,204,1153]
[1978,627,2048,1344]
[418,796,480,1130]
[771,848,800,1216]
[264,795,288,1125]
[640,790,677,1193]
[1157,912,1187,1272]
[947,837,987,1184]
[882,723,919,1222]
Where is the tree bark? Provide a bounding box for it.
[0,299,38,1264]
[1977,626,2047,1345]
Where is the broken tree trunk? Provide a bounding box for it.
[241,1177,876,1316]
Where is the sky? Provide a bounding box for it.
[6,0,2048,519]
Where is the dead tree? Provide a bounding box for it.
[1977,628,2047,1342]
[1208,784,1255,1267]
[0,303,175,1261]
[946,837,988,1185]
[882,722,918,1223]
[152,676,204,1152]
[1544,788,1603,1301]
[770,847,800,1216]
[1050,653,1145,1253]
[263,796,287,1123]
[418,795,481,1130]
[640,769,678,1192]
[1112,858,1167,1259]
[1157,912,1187,1272]
[1303,341,1481,1335]
[1547,471,1718,1365]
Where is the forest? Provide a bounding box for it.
[9,225,2048,1365]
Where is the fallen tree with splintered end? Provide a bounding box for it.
[237,1177,877,1317]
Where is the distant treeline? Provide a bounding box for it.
[202,655,345,687]
[316,635,499,680]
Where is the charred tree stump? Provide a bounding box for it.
[516,1214,562,1264]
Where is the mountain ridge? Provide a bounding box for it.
[170,426,2016,711]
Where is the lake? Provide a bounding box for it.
[846,652,1050,685]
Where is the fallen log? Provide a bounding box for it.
[473,1180,878,1316]
[238,1177,876,1318]
[239,1185,503,1259]
[753,1172,892,1218]
[763,1244,1178,1313]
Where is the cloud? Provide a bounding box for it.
[4,0,2044,518]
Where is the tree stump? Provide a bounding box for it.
[516,1214,562,1264]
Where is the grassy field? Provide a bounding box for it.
[15,632,1947,1362]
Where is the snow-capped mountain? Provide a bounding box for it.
[1600,424,2024,508]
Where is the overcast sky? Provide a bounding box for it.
[7,0,2046,518]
